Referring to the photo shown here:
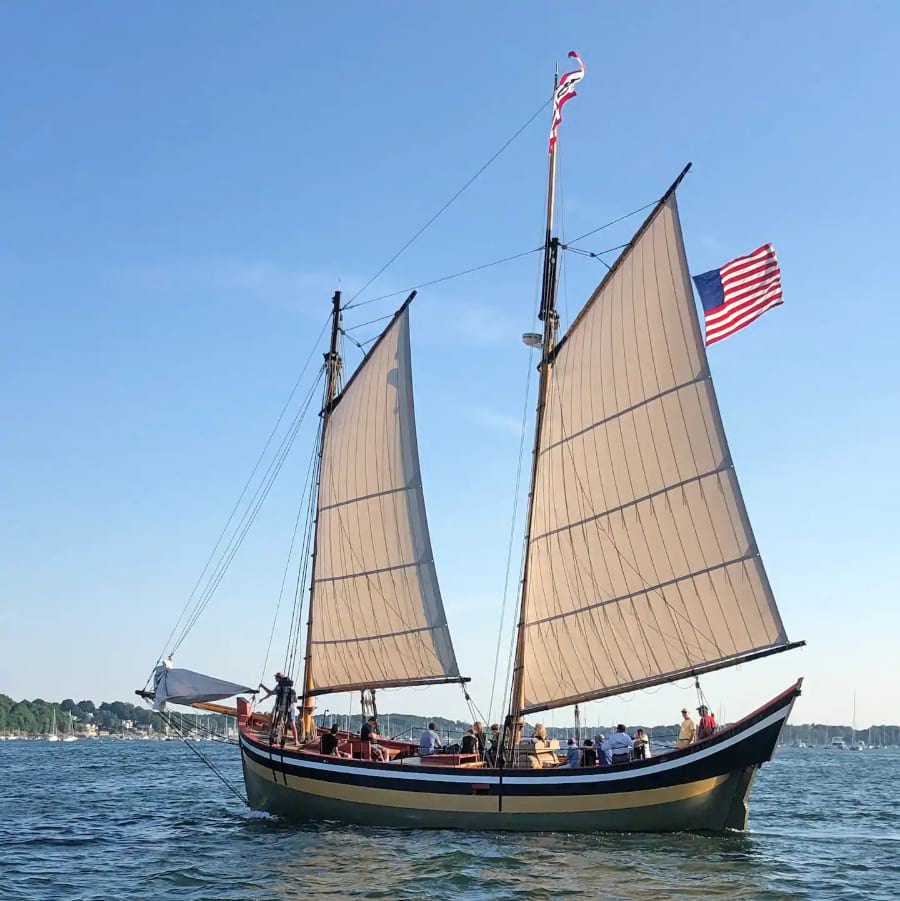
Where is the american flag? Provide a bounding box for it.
[693,244,783,346]
[549,51,585,154]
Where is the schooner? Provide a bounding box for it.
[143,54,804,832]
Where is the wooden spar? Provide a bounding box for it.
[505,69,563,755]
[300,290,343,740]
[520,641,807,716]
[189,701,240,716]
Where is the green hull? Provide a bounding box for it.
[238,681,799,833]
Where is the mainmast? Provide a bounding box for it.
[300,289,342,740]
[505,71,563,755]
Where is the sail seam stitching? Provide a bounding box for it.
[526,553,759,627]
[318,484,415,513]
[311,624,433,645]
[530,466,732,543]
[313,560,422,584]
[538,373,708,455]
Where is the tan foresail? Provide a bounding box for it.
[520,193,789,714]
[308,305,461,693]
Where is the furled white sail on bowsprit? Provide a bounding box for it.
[307,304,461,695]
[520,191,791,714]
[152,666,253,711]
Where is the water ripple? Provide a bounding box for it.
[1,742,898,900]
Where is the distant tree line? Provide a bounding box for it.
[2,694,898,745]
[0,695,168,735]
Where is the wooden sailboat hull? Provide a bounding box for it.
[239,681,799,833]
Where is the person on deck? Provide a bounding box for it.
[321,723,343,757]
[461,728,478,756]
[601,724,634,764]
[361,716,386,761]
[677,708,696,748]
[632,728,651,759]
[419,723,443,757]
[594,735,610,765]
[581,739,598,767]
[286,696,300,746]
[530,723,547,745]
[258,673,297,745]
[561,738,581,767]
[485,724,501,766]
[697,706,718,742]
[258,672,291,706]
[472,721,486,759]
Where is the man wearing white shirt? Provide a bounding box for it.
[419,723,443,757]
[601,724,634,764]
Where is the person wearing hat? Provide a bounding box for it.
[258,672,297,745]
[258,672,291,705]
[581,739,598,767]
[697,705,718,742]
[677,707,696,748]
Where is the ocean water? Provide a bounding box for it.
[1,741,897,900]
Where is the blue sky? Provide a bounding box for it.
[2,3,898,730]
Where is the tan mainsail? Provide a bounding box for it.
[520,193,789,714]
[308,305,461,694]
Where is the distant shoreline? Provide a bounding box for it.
[2,693,898,746]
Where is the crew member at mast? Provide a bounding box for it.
[486,724,501,766]
[472,722,486,760]
[360,716,386,761]
[259,672,297,745]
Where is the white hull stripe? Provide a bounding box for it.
[240,699,792,788]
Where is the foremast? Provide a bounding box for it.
[505,69,564,755]
[300,290,343,740]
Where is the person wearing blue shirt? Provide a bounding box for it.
[594,735,611,765]
[562,738,581,767]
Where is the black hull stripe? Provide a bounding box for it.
[240,686,797,798]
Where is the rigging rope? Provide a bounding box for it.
[170,367,325,655]
[258,428,321,688]
[346,98,552,309]
[566,200,657,245]
[487,346,535,728]
[345,247,543,311]
[342,199,662,317]
[157,708,248,806]
[151,313,331,677]
[562,241,630,269]
[488,241,546,728]
[284,422,321,682]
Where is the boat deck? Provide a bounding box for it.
[242,722,486,767]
